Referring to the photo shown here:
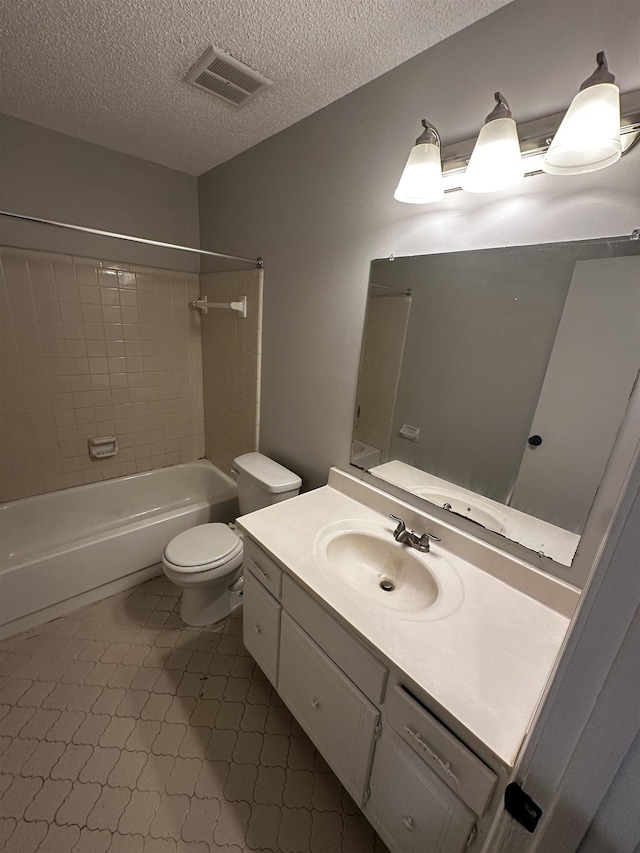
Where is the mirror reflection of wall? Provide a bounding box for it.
[352,235,640,568]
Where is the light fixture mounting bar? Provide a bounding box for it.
[439,87,640,180]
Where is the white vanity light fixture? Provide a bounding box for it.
[542,51,622,175]
[461,92,524,193]
[394,119,445,204]
[394,50,639,204]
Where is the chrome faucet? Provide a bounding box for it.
[390,514,441,553]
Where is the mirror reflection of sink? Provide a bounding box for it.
[414,487,508,535]
[313,520,464,622]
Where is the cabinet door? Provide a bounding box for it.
[278,613,379,807]
[367,727,476,853]
[387,685,496,816]
[282,574,388,704]
[242,570,281,686]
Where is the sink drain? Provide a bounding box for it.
[379,579,395,592]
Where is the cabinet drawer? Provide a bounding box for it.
[282,574,388,704]
[242,570,281,686]
[387,685,496,816]
[278,613,379,807]
[367,727,476,853]
[244,537,284,600]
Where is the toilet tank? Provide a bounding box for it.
[234,452,302,515]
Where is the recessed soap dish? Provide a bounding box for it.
[399,424,421,442]
[88,436,118,459]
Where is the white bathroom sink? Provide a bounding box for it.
[313,520,464,622]
[323,530,439,611]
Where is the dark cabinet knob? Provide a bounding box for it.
[528,435,543,446]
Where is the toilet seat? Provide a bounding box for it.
[161,453,300,627]
[163,523,242,574]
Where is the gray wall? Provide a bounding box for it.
[577,729,640,853]
[197,0,640,490]
[578,733,640,853]
[0,115,199,272]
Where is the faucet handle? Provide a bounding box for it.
[390,514,406,537]
[417,531,441,551]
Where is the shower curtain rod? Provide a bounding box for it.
[0,210,263,268]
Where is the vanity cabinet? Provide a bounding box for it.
[282,573,388,705]
[242,536,286,686]
[242,569,281,686]
[367,726,477,852]
[385,685,497,816]
[279,612,379,806]
[366,684,497,852]
[244,536,284,598]
[242,537,496,853]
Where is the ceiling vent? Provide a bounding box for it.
[185,46,272,107]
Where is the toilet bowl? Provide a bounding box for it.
[162,452,302,627]
[162,522,244,626]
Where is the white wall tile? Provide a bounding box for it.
[200,270,262,474]
[0,247,204,501]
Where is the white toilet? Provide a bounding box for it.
[162,452,301,626]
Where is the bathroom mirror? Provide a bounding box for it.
[352,235,640,567]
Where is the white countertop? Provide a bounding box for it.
[238,470,574,768]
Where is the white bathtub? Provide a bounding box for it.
[0,460,238,639]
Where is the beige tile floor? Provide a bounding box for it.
[0,577,389,852]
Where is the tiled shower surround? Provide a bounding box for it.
[200,270,262,475]
[354,292,411,462]
[0,247,205,502]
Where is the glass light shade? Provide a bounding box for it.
[461,117,524,193]
[394,142,444,204]
[542,83,621,175]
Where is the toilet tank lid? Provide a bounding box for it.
[234,452,302,493]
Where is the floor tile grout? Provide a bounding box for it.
[0,577,388,852]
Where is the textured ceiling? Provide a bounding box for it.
[0,0,513,175]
